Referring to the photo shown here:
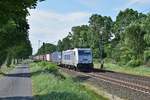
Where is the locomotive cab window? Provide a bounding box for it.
[78,50,91,55]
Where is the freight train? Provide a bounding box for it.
[33,48,93,71]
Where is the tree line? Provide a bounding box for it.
[37,43,57,55]
[0,0,44,67]
[55,9,150,67]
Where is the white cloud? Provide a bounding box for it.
[27,9,90,54]
[125,0,150,9]
[76,0,100,7]
[128,0,150,5]
[113,0,150,13]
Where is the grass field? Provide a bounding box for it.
[30,61,108,100]
[94,62,150,77]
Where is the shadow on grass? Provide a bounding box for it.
[52,71,66,79]
[34,91,85,100]
[0,65,42,78]
[92,68,115,73]
[0,71,6,76]
[0,96,33,100]
[2,68,66,80]
[3,70,43,78]
[72,75,91,82]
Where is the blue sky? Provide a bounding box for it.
[28,0,150,54]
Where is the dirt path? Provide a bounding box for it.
[0,64,33,100]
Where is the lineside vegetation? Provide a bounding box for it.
[30,62,108,100]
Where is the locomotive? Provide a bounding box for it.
[33,48,93,71]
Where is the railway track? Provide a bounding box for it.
[89,73,150,95]
[60,67,150,100]
[93,69,150,85]
[93,71,150,88]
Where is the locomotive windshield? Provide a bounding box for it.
[78,50,91,56]
[78,49,92,64]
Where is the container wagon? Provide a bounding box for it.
[46,53,51,61]
[51,51,62,65]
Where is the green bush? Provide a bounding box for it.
[126,59,142,67]
[37,61,58,73]
[144,50,150,63]
[45,63,58,73]
[38,61,47,67]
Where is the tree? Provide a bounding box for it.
[0,0,44,67]
[113,8,146,42]
[141,14,150,64]
[57,40,63,51]
[37,43,57,55]
[111,8,147,65]
[61,35,73,50]
[125,23,146,58]
[89,14,113,58]
[142,14,150,47]
[71,25,90,48]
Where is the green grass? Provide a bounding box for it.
[30,62,107,100]
[0,65,15,77]
[94,62,150,77]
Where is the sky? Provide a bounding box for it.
[28,0,150,54]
